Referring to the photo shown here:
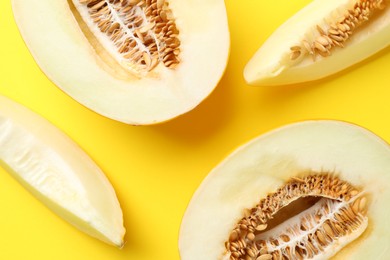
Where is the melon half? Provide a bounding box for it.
[12,0,230,124]
[0,95,125,247]
[179,120,390,259]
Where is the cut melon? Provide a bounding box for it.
[12,0,230,124]
[244,0,390,86]
[179,120,390,259]
[0,95,125,247]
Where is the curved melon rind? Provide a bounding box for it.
[11,0,230,125]
[179,120,390,259]
[0,95,125,247]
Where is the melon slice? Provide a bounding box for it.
[0,95,125,247]
[11,0,230,124]
[179,120,390,259]
[244,0,390,86]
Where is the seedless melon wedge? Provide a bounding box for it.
[0,95,125,247]
[12,0,230,124]
[244,0,390,86]
[180,120,390,259]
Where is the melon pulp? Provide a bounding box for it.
[0,95,125,247]
[244,0,390,86]
[179,120,390,259]
[11,0,230,125]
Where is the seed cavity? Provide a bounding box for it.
[225,173,369,260]
[290,0,387,61]
[73,0,181,75]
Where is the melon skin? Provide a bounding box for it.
[0,95,125,247]
[244,0,390,86]
[179,120,390,259]
[11,0,230,125]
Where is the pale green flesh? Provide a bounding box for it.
[0,95,125,246]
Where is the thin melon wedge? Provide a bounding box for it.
[244,0,390,86]
[0,95,125,247]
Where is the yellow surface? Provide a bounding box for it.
[0,1,389,259]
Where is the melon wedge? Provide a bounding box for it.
[179,120,390,259]
[0,95,125,247]
[244,0,390,86]
[11,0,230,125]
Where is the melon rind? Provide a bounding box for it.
[179,120,390,259]
[11,0,230,124]
[0,95,125,246]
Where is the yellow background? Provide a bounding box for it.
[0,0,389,259]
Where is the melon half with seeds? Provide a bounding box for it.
[11,0,230,125]
[244,0,390,86]
[179,120,390,259]
[0,95,125,247]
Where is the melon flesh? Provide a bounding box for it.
[11,0,230,124]
[179,120,390,259]
[0,95,125,247]
[244,0,390,86]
